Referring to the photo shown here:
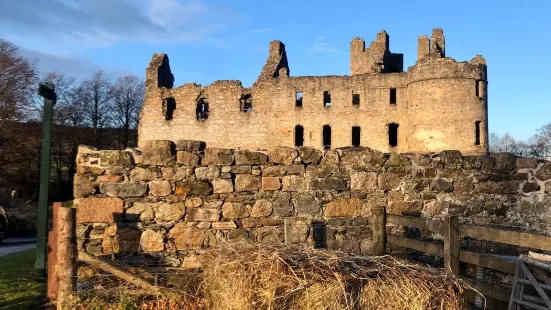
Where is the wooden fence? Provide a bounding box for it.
[371,206,551,309]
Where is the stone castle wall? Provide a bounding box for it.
[73,140,551,266]
[138,28,488,155]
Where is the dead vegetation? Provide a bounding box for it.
[73,242,464,310]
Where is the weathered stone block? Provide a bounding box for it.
[222,202,250,219]
[184,197,203,208]
[516,157,538,169]
[130,167,160,182]
[297,147,322,164]
[251,200,273,217]
[350,172,377,191]
[75,198,124,223]
[282,175,308,191]
[292,193,320,215]
[126,202,154,222]
[174,181,212,196]
[175,140,205,152]
[203,148,234,166]
[149,180,172,196]
[272,197,293,217]
[285,165,305,175]
[99,150,133,167]
[536,162,551,181]
[289,221,310,243]
[97,175,123,183]
[212,221,238,230]
[242,218,263,228]
[212,178,234,193]
[269,147,298,165]
[262,177,281,191]
[195,166,220,180]
[388,201,423,215]
[262,218,284,226]
[102,226,140,254]
[235,150,268,165]
[439,150,463,169]
[153,203,185,221]
[176,151,200,166]
[256,227,283,244]
[235,174,261,192]
[385,154,412,167]
[74,174,96,198]
[494,153,517,170]
[324,198,361,218]
[141,140,174,165]
[262,165,284,177]
[463,156,483,170]
[140,229,164,252]
[320,150,340,166]
[523,181,541,193]
[100,183,148,197]
[184,204,221,222]
[168,224,204,250]
[222,165,252,174]
[430,179,454,193]
[377,173,400,190]
[310,178,348,191]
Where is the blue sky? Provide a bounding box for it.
[1,0,550,140]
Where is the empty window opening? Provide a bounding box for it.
[312,222,327,249]
[372,54,377,59]
[323,91,331,107]
[323,125,332,150]
[390,88,397,105]
[475,121,481,145]
[388,123,399,147]
[165,97,176,120]
[352,93,360,106]
[295,92,303,107]
[295,125,304,147]
[352,126,361,147]
[240,94,252,112]
[476,80,484,98]
[196,98,209,120]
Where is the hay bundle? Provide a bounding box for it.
[197,242,463,310]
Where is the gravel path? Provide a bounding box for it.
[0,237,37,257]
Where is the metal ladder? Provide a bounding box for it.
[508,255,551,310]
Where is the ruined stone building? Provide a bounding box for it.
[139,28,488,155]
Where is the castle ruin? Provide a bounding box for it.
[138,28,488,155]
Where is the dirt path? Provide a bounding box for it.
[0,237,36,257]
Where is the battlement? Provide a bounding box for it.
[139,28,488,155]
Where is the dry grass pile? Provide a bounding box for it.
[197,242,463,310]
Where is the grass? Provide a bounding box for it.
[0,249,47,310]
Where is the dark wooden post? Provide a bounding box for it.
[47,202,61,301]
[56,206,76,310]
[371,206,387,256]
[444,215,460,276]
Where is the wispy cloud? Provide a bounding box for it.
[307,37,339,53]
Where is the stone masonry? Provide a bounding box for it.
[139,28,488,155]
[73,141,551,266]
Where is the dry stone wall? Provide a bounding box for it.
[73,140,551,266]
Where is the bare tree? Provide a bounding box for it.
[81,71,113,148]
[0,38,37,121]
[110,75,144,148]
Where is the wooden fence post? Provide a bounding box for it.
[444,215,460,276]
[47,202,61,301]
[371,206,387,256]
[56,206,76,310]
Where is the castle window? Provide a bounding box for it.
[475,121,481,145]
[352,93,360,106]
[295,125,304,147]
[323,125,331,150]
[165,97,176,121]
[352,126,361,146]
[388,123,399,147]
[296,92,303,107]
[240,94,252,112]
[390,88,397,105]
[476,80,484,98]
[323,91,331,107]
[196,98,209,120]
[372,54,376,59]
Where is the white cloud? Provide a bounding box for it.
[307,37,338,53]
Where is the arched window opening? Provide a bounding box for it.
[240,94,253,112]
[388,123,399,147]
[196,98,209,120]
[295,125,304,147]
[323,125,332,150]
